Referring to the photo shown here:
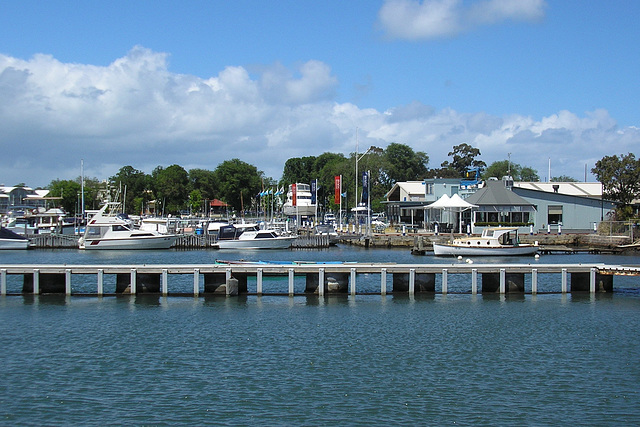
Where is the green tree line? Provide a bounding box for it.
[40,144,637,219]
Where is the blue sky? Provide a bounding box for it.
[1,0,638,187]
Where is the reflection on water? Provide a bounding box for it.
[0,280,639,425]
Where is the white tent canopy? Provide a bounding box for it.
[426,194,450,209]
[448,193,478,210]
[425,194,478,232]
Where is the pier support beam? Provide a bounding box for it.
[392,272,435,293]
[23,272,65,294]
[481,272,525,293]
[203,272,248,295]
[204,273,226,294]
[116,272,160,294]
[305,272,349,294]
[570,271,613,293]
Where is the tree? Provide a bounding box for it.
[189,168,218,201]
[313,152,349,211]
[382,143,429,186]
[47,179,81,214]
[483,160,539,181]
[440,143,486,177]
[109,166,151,214]
[189,189,203,215]
[214,159,263,212]
[484,160,514,180]
[151,165,189,215]
[551,175,578,182]
[520,166,540,182]
[81,177,106,211]
[424,167,460,179]
[282,156,316,185]
[592,153,640,208]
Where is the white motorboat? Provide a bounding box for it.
[79,202,177,250]
[283,183,316,217]
[0,227,29,249]
[432,227,538,256]
[214,224,296,249]
[4,217,38,235]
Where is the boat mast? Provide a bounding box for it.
[80,159,85,219]
[355,127,358,231]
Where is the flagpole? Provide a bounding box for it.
[339,175,342,232]
[367,169,371,236]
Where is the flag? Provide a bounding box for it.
[292,183,297,207]
[334,176,341,204]
[311,180,317,204]
[361,171,369,204]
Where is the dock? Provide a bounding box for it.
[2,262,639,296]
[26,233,331,249]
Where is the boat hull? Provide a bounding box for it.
[0,238,29,250]
[215,236,296,250]
[432,243,538,257]
[283,205,316,217]
[80,236,177,250]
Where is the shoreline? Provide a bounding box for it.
[339,231,637,252]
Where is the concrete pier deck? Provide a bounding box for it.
[1,262,639,296]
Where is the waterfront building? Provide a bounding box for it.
[385,177,616,233]
[0,186,51,214]
[512,182,616,232]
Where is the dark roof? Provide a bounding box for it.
[466,180,534,206]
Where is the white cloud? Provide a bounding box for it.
[377,0,546,40]
[378,0,462,40]
[0,47,636,188]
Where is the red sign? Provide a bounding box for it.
[292,183,297,207]
[334,176,341,205]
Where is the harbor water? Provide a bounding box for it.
[1,247,640,425]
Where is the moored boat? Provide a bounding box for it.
[283,183,316,217]
[0,227,30,249]
[214,224,296,249]
[79,202,177,250]
[433,227,538,256]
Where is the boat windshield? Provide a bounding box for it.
[499,231,516,245]
[86,226,107,238]
[255,232,277,239]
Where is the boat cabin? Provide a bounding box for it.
[217,224,259,240]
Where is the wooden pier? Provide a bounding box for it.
[1,262,639,296]
[26,233,329,249]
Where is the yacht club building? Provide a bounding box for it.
[384,177,616,233]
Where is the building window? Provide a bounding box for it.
[548,205,563,225]
[424,183,433,195]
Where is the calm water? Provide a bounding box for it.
[1,247,640,425]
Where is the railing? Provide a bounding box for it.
[597,221,638,240]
